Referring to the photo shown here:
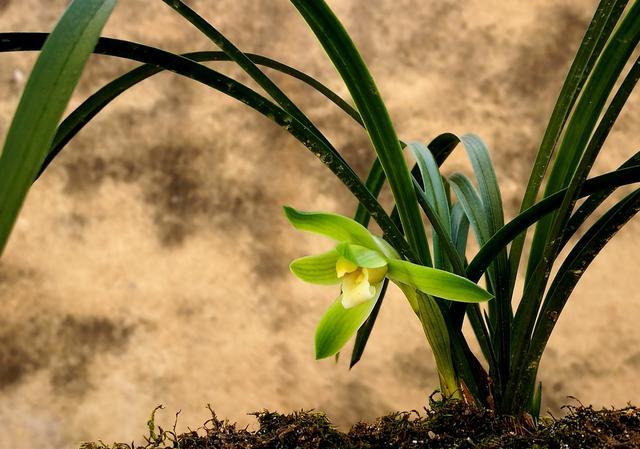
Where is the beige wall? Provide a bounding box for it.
[1,1,639,448]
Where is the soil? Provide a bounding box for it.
[1,1,640,448]
[81,401,640,449]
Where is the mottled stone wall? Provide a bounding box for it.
[1,1,639,448]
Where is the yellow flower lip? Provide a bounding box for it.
[336,257,358,278]
[336,257,388,309]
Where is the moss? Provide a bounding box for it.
[80,400,640,449]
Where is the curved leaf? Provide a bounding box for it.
[562,151,640,249]
[0,0,116,255]
[38,49,362,179]
[0,32,412,261]
[413,179,464,275]
[509,0,629,290]
[290,0,430,266]
[160,0,338,157]
[509,188,640,410]
[527,1,640,282]
[466,165,640,282]
[409,141,452,270]
[460,133,511,384]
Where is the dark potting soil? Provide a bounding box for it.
[80,400,640,449]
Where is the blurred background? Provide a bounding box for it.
[1,0,640,448]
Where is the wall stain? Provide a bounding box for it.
[508,5,588,101]
[393,347,438,390]
[624,352,640,369]
[323,380,390,426]
[0,313,134,396]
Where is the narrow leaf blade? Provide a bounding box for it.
[0,0,116,254]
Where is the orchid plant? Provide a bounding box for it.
[284,206,491,360]
[1,0,640,418]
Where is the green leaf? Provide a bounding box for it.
[409,141,452,270]
[409,141,451,231]
[413,179,465,275]
[508,188,640,411]
[290,0,430,267]
[449,172,499,322]
[526,1,640,283]
[466,164,640,283]
[284,207,377,249]
[315,291,382,359]
[0,32,411,264]
[160,0,338,158]
[451,202,470,261]
[0,0,116,255]
[513,52,640,359]
[387,259,492,303]
[449,174,490,246]
[354,132,460,228]
[336,243,387,268]
[460,133,511,384]
[508,0,629,291]
[290,249,340,285]
[38,49,362,179]
[461,134,505,237]
[562,151,640,249]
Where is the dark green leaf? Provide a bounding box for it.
[0,0,116,255]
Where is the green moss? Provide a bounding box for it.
[81,400,640,449]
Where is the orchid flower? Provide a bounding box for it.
[284,206,493,359]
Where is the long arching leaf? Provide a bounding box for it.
[562,151,640,249]
[466,165,640,282]
[0,0,116,255]
[289,0,430,267]
[460,134,511,387]
[526,2,640,283]
[160,0,338,158]
[37,49,362,178]
[510,188,640,411]
[508,0,628,291]
[510,49,640,389]
[0,32,412,259]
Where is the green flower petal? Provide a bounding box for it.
[336,242,387,268]
[284,206,377,249]
[290,249,341,285]
[315,285,383,359]
[387,259,493,303]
